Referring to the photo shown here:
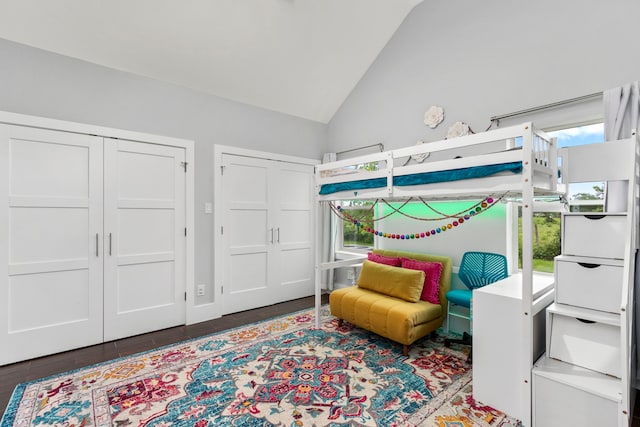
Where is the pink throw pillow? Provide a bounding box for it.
[401,258,443,304]
[367,252,402,267]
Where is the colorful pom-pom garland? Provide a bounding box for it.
[331,195,503,239]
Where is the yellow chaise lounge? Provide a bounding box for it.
[329,250,452,356]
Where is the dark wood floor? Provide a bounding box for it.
[0,294,329,418]
[2,293,640,426]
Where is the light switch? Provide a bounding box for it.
[197,284,206,296]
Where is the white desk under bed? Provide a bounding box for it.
[473,272,555,422]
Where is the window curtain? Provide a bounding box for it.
[320,203,336,289]
[321,153,337,290]
[603,81,640,384]
[604,81,639,140]
[603,82,639,212]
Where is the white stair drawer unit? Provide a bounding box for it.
[562,213,627,259]
[555,255,623,313]
[547,303,621,378]
[533,356,620,427]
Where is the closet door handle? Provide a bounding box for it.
[269,228,274,244]
[276,227,280,243]
[109,233,112,256]
[95,233,99,257]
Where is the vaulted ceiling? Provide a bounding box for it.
[0,0,422,123]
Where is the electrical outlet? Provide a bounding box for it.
[196,284,206,296]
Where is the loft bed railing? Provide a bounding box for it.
[316,122,557,201]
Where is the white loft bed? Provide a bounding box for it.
[314,122,639,426]
[313,122,558,426]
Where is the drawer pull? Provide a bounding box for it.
[576,318,596,324]
[584,214,606,220]
[577,262,601,269]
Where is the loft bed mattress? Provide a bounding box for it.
[319,161,523,195]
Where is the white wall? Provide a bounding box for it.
[0,38,327,309]
[328,0,640,153]
[378,201,509,267]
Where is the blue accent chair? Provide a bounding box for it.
[444,251,508,362]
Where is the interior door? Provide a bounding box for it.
[220,154,314,314]
[103,139,186,341]
[272,162,314,301]
[221,154,274,314]
[0,125,103,365]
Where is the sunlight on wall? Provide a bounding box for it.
[377,200,507,266]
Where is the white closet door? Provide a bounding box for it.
[103,139,186,341]
[221,154,274,314]
[272,162,314,302]
[0,125,103,365]
[220,154,314,314]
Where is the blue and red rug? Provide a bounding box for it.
[1,307,521,426]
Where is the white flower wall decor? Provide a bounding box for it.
[424,105,444,129]
[446,121,471,139]
[410,140,430,163]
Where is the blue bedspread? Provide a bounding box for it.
[318,161,523,196]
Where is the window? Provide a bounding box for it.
[335,161,379,252]
[552,123,605,213]
[518,122,604,272]
[338,200,376,250]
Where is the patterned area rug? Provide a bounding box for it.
[1,307,521,426]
